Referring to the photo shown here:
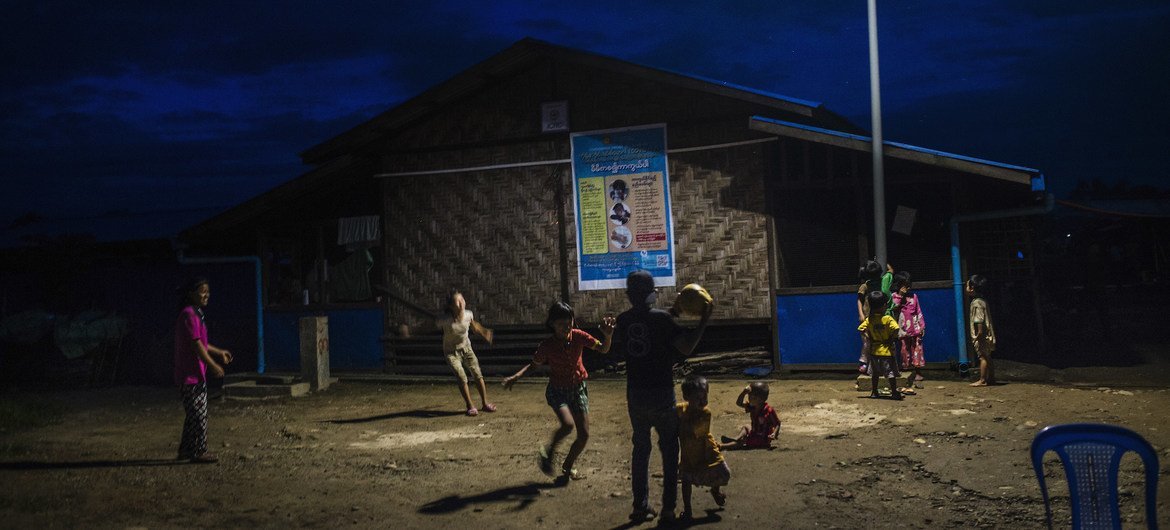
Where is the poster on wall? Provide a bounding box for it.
[570,123,676,291]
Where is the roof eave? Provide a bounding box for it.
[301,38,826,165]
[180,154,362,240]
[748,116,1039,185]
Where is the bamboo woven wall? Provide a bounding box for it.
[382,166,561,330]
[565,144,773,323]
[378,60,781,330]
[383,144,773,330]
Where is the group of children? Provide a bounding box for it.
[172,270,990,519]
[495,297,781,519]
[857,260,998,399]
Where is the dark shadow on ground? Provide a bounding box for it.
[322,409,464,424]
[419,481,563,514]
[606,508,723,530]
[0,458,190,470]
[676,509,723,527]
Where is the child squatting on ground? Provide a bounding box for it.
[677,375,730,519]
[892,271,927,394]
[174,276,233,464]
[436,289,497,416]
[503,301,615,483]
[967,274,997,387]
[859,290,903,400]
[719,381,781,450]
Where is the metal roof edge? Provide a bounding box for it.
[655,68,822,110]
[303,38,829,164]
[749,116,1042,181]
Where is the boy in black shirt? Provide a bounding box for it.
[616,270,713,522]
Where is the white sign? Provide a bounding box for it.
[570,124,675,290]
[541,101,569,133]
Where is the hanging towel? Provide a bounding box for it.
[338,216,381,250]
[329,249,375,301]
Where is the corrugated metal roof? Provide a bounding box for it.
[301,38,837,165]
[749,115,1042,185]
[653,68,823,110]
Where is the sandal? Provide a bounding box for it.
[629,507,658,522]
[466,407,479,416]
[554,467,584,485]
[190,452,218,464]
[481,403,497,413]
[538,446,555,476]
[899,387,917,395]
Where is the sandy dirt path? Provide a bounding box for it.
[2,376,1168,528]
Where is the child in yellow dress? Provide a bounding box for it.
[677,375,730,519]
[858,290,902,400]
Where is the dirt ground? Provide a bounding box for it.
[2,366,1169,529]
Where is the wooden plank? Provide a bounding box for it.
[392,354,534,364]
[388,364,530,375]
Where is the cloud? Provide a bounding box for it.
[4,0,1170,230]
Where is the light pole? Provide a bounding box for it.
[867,0,887,265]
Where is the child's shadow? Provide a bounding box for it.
[607,508,723,529]
[322,409,464,424]
[418,481,562,514]
[677,509,724,527]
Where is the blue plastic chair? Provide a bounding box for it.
[1031,423,1160,529]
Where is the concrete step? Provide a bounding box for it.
[224,379,311,398]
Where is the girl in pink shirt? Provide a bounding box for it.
[892,271,926,393]
[174,277,233,463]
[504,301,614,482]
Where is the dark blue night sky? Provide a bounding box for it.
[3,1,1169,242]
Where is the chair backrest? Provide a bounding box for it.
[1030,423,1159,530]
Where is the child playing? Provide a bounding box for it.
[617,270,713,523]
[719,381,781,449]
[857,260,894,374]
[174,277,233,464]
[859,290,902,399]
[503,301,614,483]
[892,271,926,393]
[436,289,496,416]
[677,375,730,519]
[967,274,997,387]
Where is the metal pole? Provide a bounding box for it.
[867,0,887,265]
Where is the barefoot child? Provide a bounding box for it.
[678,375,730,519]
[857,260,894,374]
[967,274,997,386]
[859,290,902,399]
[175,277,233,464]
[719,381,781,450]
[617,270,714,523]
[893,271,926,393]
[436,289,496,416]
[503,301,614,482]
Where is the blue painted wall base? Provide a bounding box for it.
[776,288,957,366]
[263,308,384,371]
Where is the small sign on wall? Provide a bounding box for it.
[542,101,569,133]
[892,205,917,235]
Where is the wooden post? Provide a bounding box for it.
[553,167,571,302]
[299,316,330,391]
